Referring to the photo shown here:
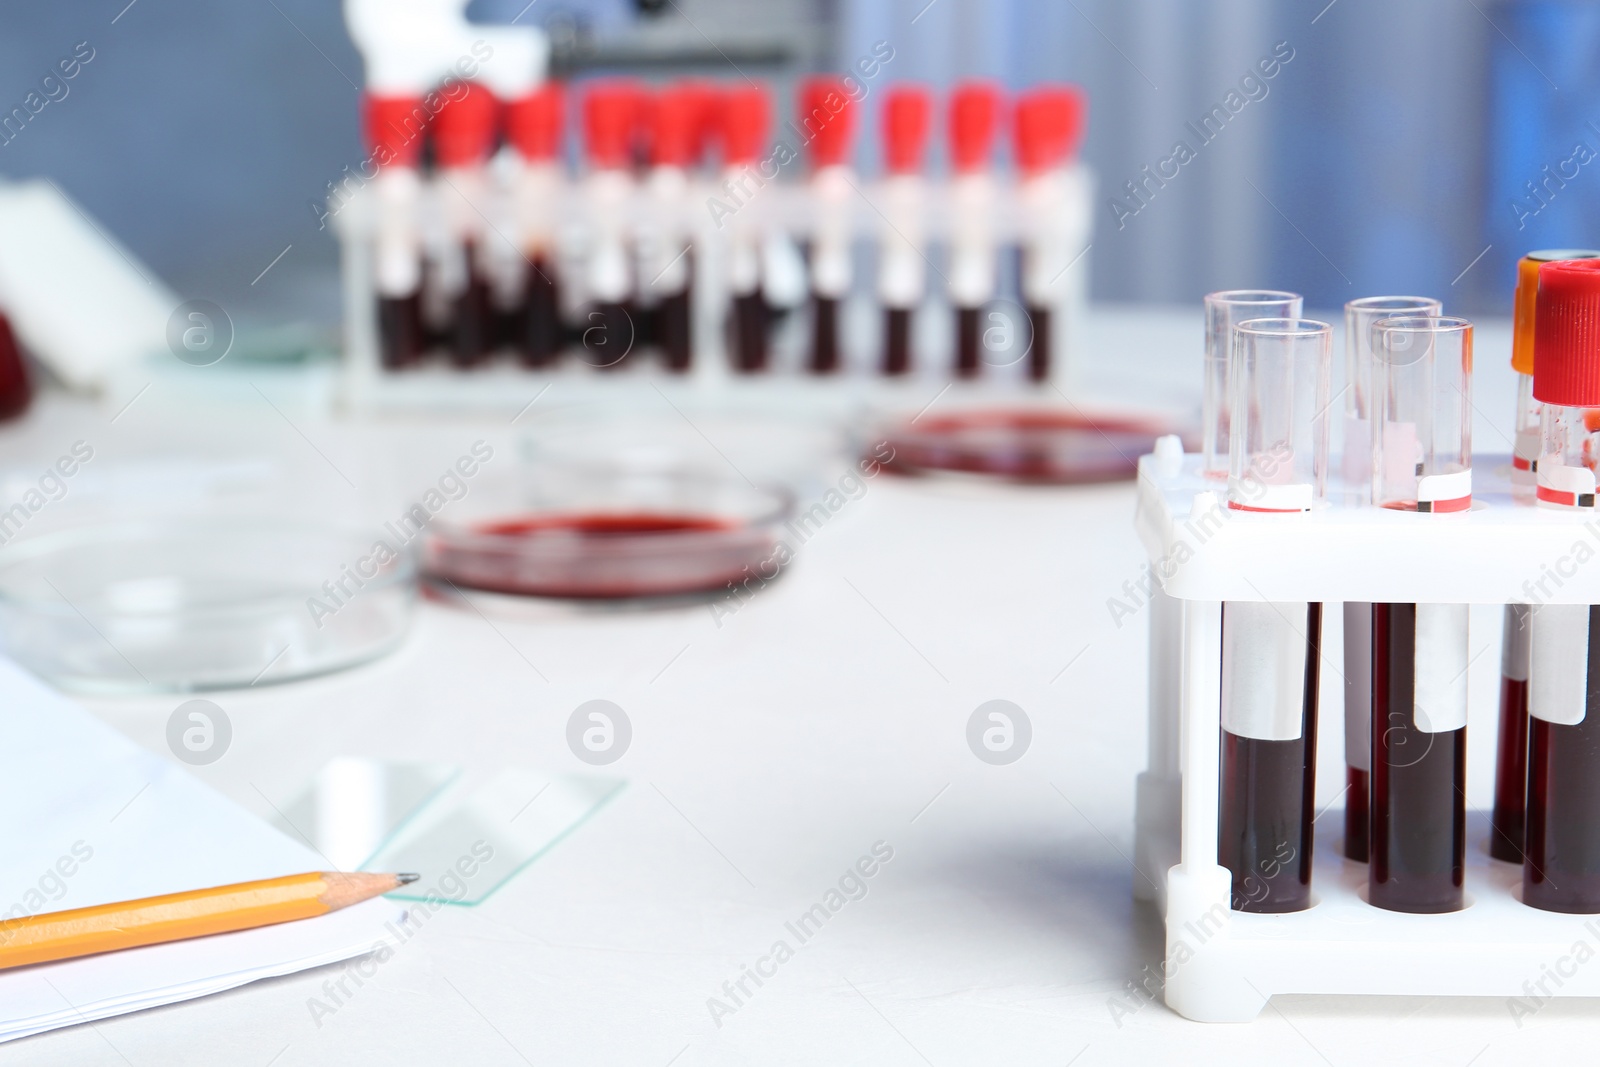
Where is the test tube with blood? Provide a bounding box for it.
[797,77,857,375]
[637,83,701,373]
[1218,318,1331,913]
[1525,259,1600,912]
[505,83,566,368]
[1012,86,1085,384]
[363,94,428,369]
[578,80,640,371]
[430,82,501,366]
[877,84,932,378]
[718,84,773,373]
[1369,314,1473,913]
[1340,295,1442,862]
[946,81,1002,379]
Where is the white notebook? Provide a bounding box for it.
[0,658,404,1043]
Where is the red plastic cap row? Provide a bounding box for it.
[506,84,564,162]
[1014,85,1087,175]
[882,85,933,174]
[1535,259,1600,408]
[949,81,1003,173]
[433,83,501,168]
[363,94,428,169]
[799,77,855,169]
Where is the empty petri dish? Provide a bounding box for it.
[0,519,417,694]
[877,407,1178,484]
[424,461,792,602]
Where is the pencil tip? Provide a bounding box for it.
[397,872,420,885]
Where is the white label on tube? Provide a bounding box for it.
[1538,461,1597,506]
[1503,603,1531,683]
[1530,603,1590,725]
[1344,602,1372,772]
[1412,603,1469,733]
[1417,468,1472,508]
[1220,601,1309,741]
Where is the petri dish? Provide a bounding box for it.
[0,519,417,694]
[424,460,793,602]
[877,407,1177,484]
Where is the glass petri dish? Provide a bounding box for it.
[877,407,1177,484]
[0,519,417,695]
[424,461,793,602]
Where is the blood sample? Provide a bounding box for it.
[431,82,501,367]
[1511,252,1600,498]
[1339,295,1441,862]
[637,83,703,373]
[798,77,857,375]
[579,80,641,371]
[0,311,31,421]
[1491,603,1531,862]
[1218,318,1331,913]
[363,94,428,369]
[1525,258,1600,912]
[718,84,772,373]
[947,82,1002,379]
[1012,86,1085,384]
[1200,291,1301,479]
[1369,314,1474,913]
[878,85,931,378]
[506,83,567,368]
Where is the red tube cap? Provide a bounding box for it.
[648,83,704,167]
[882,84,932,175]
[949,81,1002,173]
[433,83,501,168]
[1534,259,1600,407]
[1014,84,1087,174]
[506,83,564,162]
[363,94,428,169]
[719,84,770,166]
[799,76,855,169]
[582,79,641,170]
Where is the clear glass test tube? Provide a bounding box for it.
[1526,258,1600,911]
[1203,290,1303,478]
[1340,296,1441,863]
[1369,315,1473,913]
[1217,318,1330,913]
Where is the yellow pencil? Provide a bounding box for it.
[0,871,417,970]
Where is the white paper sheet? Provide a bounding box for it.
[0,658,405,1043]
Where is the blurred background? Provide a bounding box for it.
[0,0,1594,331]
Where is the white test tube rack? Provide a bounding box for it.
[1132,433,1600,1021]
[332,163,1093,417]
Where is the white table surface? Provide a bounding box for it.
[6,308,1580,1066]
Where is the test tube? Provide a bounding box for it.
[1202,291,1303,478]
[798,77,857,375]
[506,83,566,368]
[1217,318,1330,913]
[363,94,428,370]
[579,81,640,372]
[431,83,501,367]
[1526,258,1600,912]
[719,85,772,373]
[879,85,932,377]
[1369,314,1473,913]
[639,83,703,373]
[1484,256,1600,863]
[1340,295,1441,862]
[1012,87,1085,383]
[946,82,1002,379]
[0,311,30,420]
